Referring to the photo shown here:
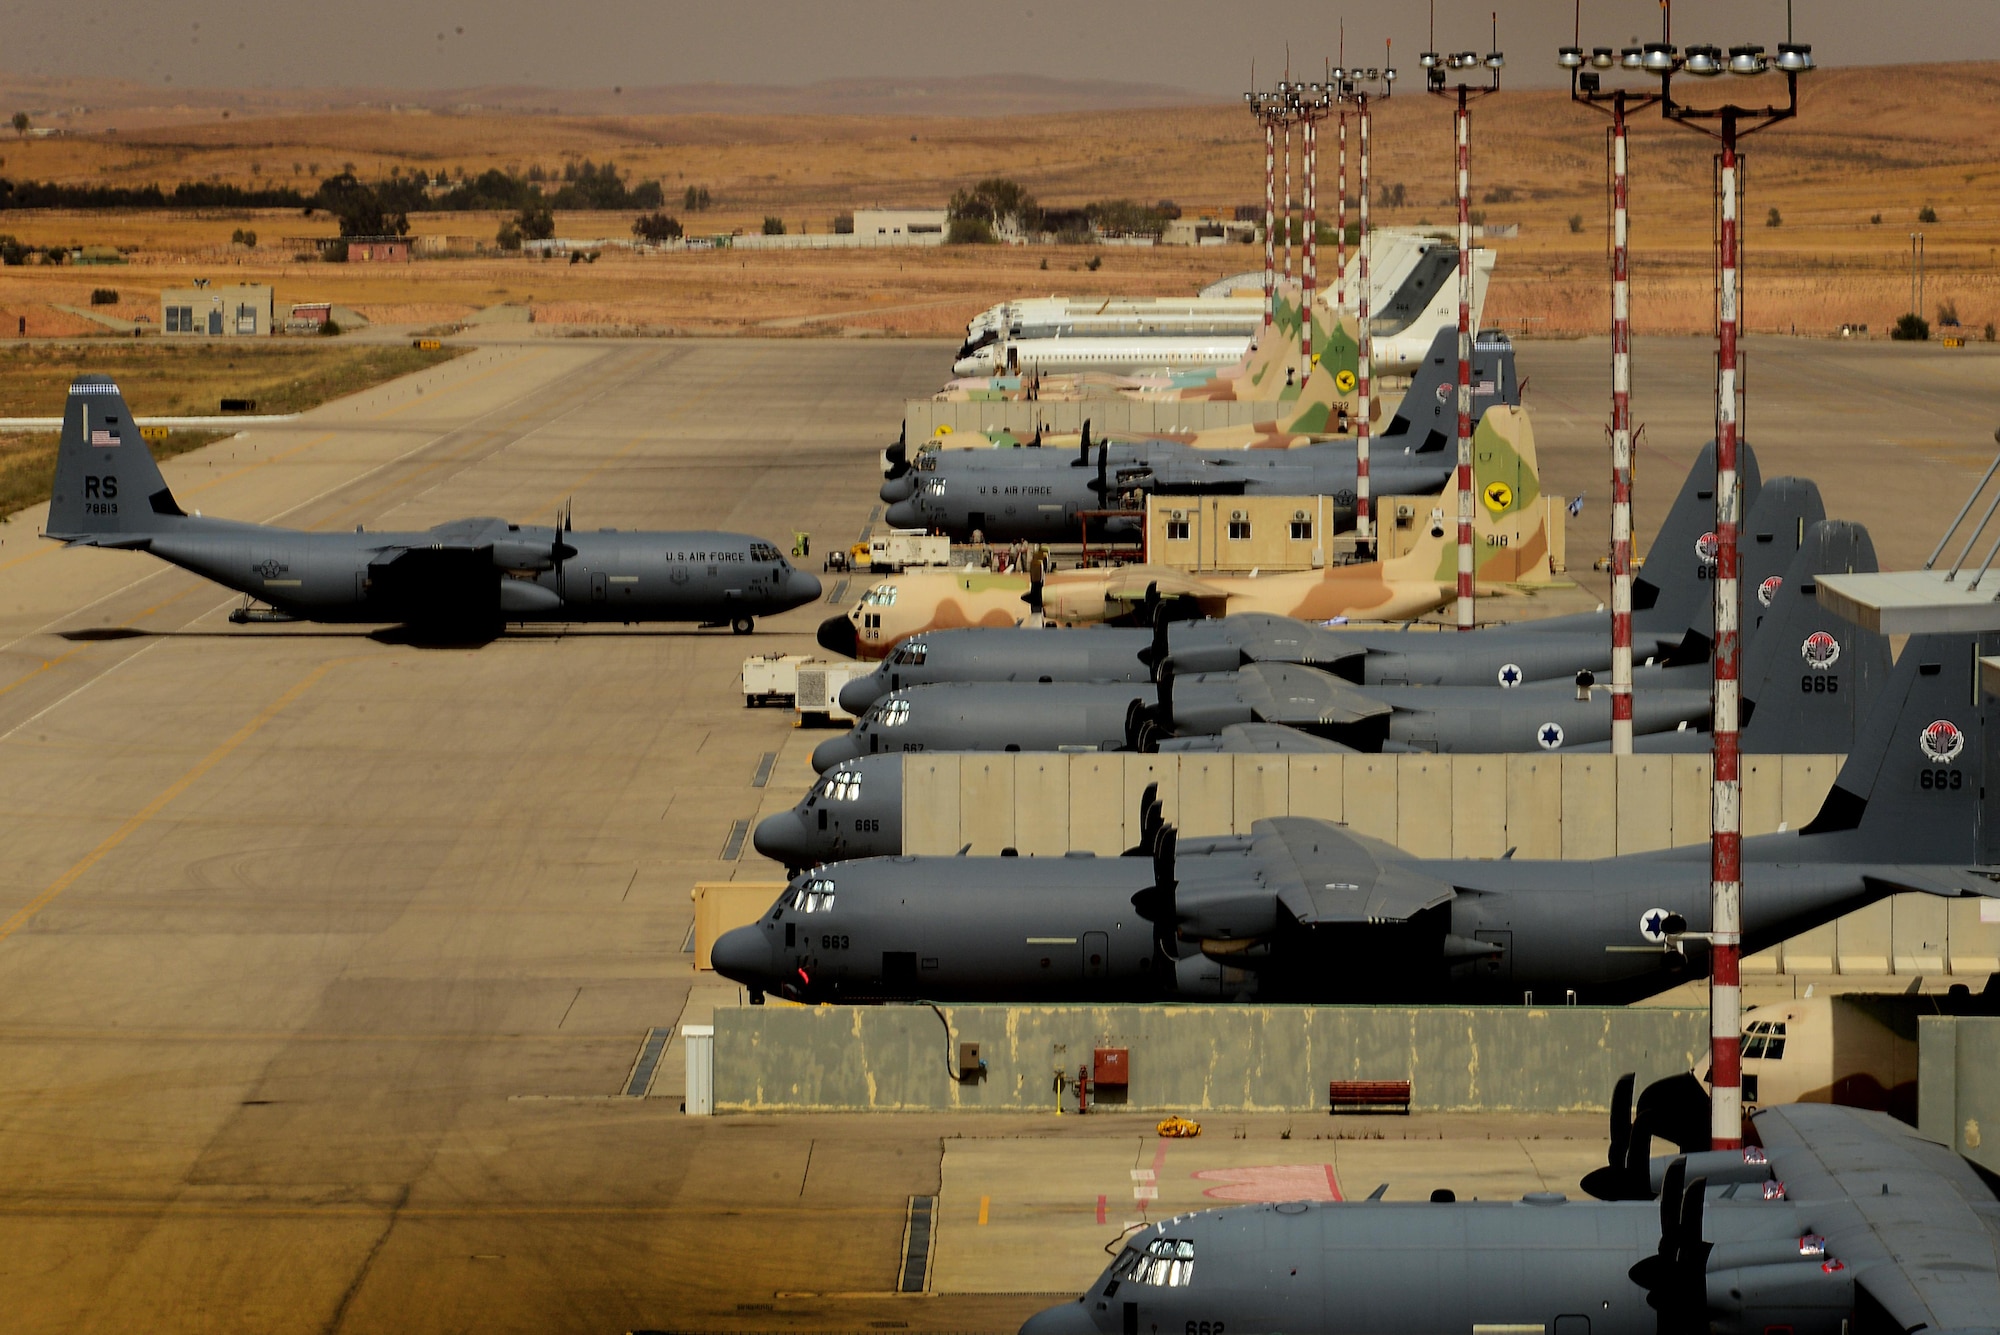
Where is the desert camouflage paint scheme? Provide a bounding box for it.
[837,410,1549,660]
[829,512,1455,660]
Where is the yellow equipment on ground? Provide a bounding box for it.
[1156,1115,1202,1138]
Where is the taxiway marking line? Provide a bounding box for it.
[0,648,83,700]
[977,1195,990,1226]
[0,659,340,947]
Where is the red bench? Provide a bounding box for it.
[1328,1080,1413,1114]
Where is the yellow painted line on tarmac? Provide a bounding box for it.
[0,648,83,700]
[0,542,57,576]
[978,1195,990,1226]
[0,658,344,946]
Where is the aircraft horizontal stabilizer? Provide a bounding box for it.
[1253,816,1455,924]
[1232,662,1390,727]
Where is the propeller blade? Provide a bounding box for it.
[1637,1073,1713,1154]
[1581,1072,1641,1200]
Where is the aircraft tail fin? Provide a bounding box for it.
[1378,326,1519,453]
[1800,631,1992,865]
[1631,441,1765,645]
[1738,520,1890,753]
[45,376,182,541]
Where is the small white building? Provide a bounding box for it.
[852,208,947,240]
[161,283,274,336]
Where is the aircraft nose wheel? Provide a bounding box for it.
[731,616,755,635]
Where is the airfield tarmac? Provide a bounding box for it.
[1,333,1997,1335]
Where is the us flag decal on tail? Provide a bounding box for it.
[90,428,120,447]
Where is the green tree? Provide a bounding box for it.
[683,184,711,212]
[1766,207,1782,228]
[762,216,786,236]
[631,211,683,243]
[948,178,1041,235]
[516,203,555,242]
[10,112,28,139]
[1918,204,1938,224]
[1892,313,1931,341]
[1567,214,1583,234]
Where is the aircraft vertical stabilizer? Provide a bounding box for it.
[1800,629,1994,864]
[1738,520,1890,753]
[46,375,183,542]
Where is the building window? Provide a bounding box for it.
[1165,520,1190,541]
[1290,519,1313,541]
[1228,519,1251,541]
[235,304,257,334]
[166,305,195,333]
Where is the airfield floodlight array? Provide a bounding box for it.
[1558,46,1584,69]
[1728,45,1768,75]
[1635,10,1810,1157]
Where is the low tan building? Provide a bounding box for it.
[161,283,273,336]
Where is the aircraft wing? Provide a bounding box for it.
[1251,816,1455,924]
[1099,567,1229,604]
[1860,867,2000,900]
[1751,1103,2000,1334]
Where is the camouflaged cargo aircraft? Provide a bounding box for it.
[1018,1076,2000,1335]
[847,402,1550,661]
[717,629,2000,1007]
[41,377,821,632]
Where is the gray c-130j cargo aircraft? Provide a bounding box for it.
[714,627,1998,1005]
[42,376,822,632]
[1020,1073,2000,1335]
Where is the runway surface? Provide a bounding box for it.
[0,333,1992,1333]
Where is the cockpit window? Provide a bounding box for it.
[861,585,899,608]
[750,542,782,562]
[921,477,946,496]
[794,877,836,913]
[1111,1238,1194,1287]
[891,642,927,666]
[876,698,911,727]
[1743,1020,1787,1061]
[821,771,862,801]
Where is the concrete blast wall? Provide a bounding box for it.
[712,1004,1705,1114]
[902,753,2000,979]
[1917,1016,2000,1177]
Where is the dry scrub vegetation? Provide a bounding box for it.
[0,341,460,517]
[0,63,1995,338]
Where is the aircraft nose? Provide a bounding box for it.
[786,569,823,606]
[880,474,918,504]
[752,808,817,868]
[709,924,774,988]
[883,499,920,528]
[811,732,863,774]
[1018,1301,1104,1335]
[817,612,859,658]
[838,670,886,714]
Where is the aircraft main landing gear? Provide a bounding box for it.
[731,616,755,635]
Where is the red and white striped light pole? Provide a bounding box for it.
[1629,22,1811,1152]
[1356,90,1372,550]
[1424,31,1502,632]
[1559,43,1665,756]
[1302,109,1318,382]
[1335,111,1348,315]
[1259,103,1276,328]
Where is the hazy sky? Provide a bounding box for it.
[0,0,1990,94]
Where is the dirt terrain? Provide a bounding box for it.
[0,62,1993,338]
